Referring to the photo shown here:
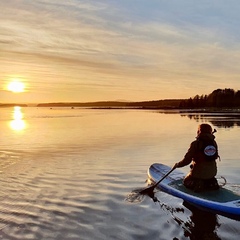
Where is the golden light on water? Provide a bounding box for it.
[9,106,26,131]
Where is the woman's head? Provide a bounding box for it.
[197,123,213,135]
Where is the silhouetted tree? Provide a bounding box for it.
[235,91,240,106]
[180,88,240,109]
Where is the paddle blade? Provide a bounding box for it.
[139,185,157,200]
[125,184,158,203]
[125,188,146,203]
[126,166,175,203]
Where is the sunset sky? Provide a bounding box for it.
[1,0,240,103]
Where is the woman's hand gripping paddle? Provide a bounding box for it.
[125,166,175,203]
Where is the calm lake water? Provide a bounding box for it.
[0,107,239,240]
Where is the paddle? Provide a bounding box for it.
[125,166,175,203]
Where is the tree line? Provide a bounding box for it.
[179,88,240,108]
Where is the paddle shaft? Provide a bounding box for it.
[139,166,175,196]
[153,167,175,188]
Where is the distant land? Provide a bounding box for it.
[0,103,28,108]
[1,88,240,110]
[36,99,182,109]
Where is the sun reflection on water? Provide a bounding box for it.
[9,106,26,131]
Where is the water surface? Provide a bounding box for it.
[0,107,239,239]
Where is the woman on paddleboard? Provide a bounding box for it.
[174,123,220,192]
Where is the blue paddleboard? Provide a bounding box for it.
[148,163,240,219]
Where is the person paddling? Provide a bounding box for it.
[174,123,220,192]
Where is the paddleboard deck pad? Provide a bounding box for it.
[148,163,240,219]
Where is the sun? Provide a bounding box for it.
[7,80,25,93]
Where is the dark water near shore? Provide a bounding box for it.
[0,107,239,240]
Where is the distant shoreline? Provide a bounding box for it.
[1,103,240,113]
[2,88,240,111]
[0,99,183,109]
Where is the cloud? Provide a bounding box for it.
[1,0,240,102]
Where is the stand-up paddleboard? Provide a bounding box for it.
[148,163,240,220]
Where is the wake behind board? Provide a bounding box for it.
[148,163,240,219]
